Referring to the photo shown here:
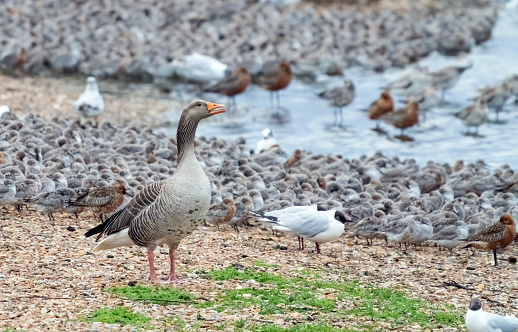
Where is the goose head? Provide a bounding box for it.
[184,100,226,122]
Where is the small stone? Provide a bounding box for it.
[66,226,76,232]
[466,266,476,270]
[242,294,252,299]
[128,281,137,287]
[107,255,115,258]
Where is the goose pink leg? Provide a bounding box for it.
[147,250,159,282]
[164,249,179,283]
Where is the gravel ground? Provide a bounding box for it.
[1,206,517,331]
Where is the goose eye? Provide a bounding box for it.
[197,103,201,107]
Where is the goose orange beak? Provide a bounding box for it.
[207,102,226,115]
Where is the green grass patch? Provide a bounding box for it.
[254,260,279,268]
[247,323,348,332]
[106,285,196,305]
[337,281,462,329]
[204,266,287,285]
[80,307,152,329]
[200,266,463,330]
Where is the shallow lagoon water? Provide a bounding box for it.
[163,0,518,168]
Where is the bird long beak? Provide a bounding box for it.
[207,102,226,115]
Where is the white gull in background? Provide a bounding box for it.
[73,76,104,121]
[465,297,518,332]
[172,52,228,83]
[256,128,279,154]
[0,105,11,116]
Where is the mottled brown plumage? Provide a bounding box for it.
[205,198,237,230]
[284,149,301,168]
[71,181,126,215]
[465,214,516,266]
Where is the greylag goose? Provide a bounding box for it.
[85,100,226,283]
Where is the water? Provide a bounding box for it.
[161,0,518,168]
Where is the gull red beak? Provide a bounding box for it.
[206,102,226,116]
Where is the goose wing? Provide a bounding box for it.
[84,181,164,240]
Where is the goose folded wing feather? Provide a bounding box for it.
[90,181,164,240]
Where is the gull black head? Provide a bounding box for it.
[334,211,352,224]
[469,297,482,311]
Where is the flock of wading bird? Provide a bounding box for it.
[2,81,518,330]
[1,74,518,275]
[186,55,518,138]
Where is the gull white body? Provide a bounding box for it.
[74,76,104,117]
[173,52,228,83]
[256,208,345,243]
[256,128,278,153]
[466,306,518,332]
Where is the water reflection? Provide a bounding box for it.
[159,0,518,168]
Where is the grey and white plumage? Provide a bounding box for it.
[465,297,518,332]
[428,220,469,249]
[74,76,104,118]
[318,80,356,108]
[251,206,351,253]
[84,100,226,283]
[256,128,279,154]
[385,68,431,97]
[430,61,471,93]
[455,100,488,134]
[25,188,75,219]
[0,179,16,206]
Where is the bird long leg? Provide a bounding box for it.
[298,236,302,250]
[493,249,498,266]
[74,212,78,218]
[270,92,274,109]
[339,108,343,126]
[333,109,338,125]
[301,238,304,250]
[164,249,179,283]
[376,121,380,129]
[147,250,159,282]
[315,242,320,254]
[475,126,479,135]
[276,91,280,109]
[401,129,405,136]
[495,108,500,122]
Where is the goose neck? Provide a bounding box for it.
[177,114,198,165]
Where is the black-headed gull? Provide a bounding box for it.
[251,205,351,253]
[465,297,518,332]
